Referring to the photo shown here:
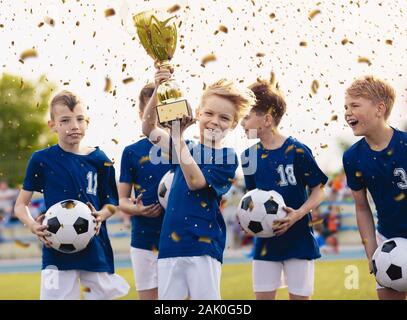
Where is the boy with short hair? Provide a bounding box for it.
[142,68,255,300]
[118,83,171,300]
[14,90,129,300]
[342,75,407,300]
[241,80,327,300]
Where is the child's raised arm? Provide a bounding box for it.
[141,69,172,153]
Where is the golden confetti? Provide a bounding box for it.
[308,9,321,20]
[308,218,323,227]
[122,77,134,84]
[198,237,211,244]
[106,204,116,214]
[227,7,233,13]
[260,245,267,256]
[104,8,115,17]
[167,4,181,13]
[14,240,30,248]
[296,148,305,153]
[386,149,393,156]
[269,13,276,19]
[104,161,114,167]
[261,153,268,159]
[341,38,349,45]
[111,138,119,144]
[385,39,393,45]
[256,52,265,57]
[38,22,44,27]
[201,54,216,66]
[152,245,158,253]
[361,238,369,245]
[219,25,228,33]
[200,201,208,208]
[248,201,254,212]
[104,77,112,92]
[311,80,319,94]
[355,171,362,177]
[82,286,91,293]
[44,16,55,26]
[394,193,405,202]
[320,144,328,149]
[299,41,307,47]
[358,56,372,66]
[139,156,150,165]
[171,231,181,242]
[331,115,338,121]
[270,71,276,86]
[20,49,38,61]
[285,144,295,154]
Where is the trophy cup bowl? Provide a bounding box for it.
[133,9,190,125]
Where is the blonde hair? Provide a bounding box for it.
[200,79,256,123]
[346,75,396,120]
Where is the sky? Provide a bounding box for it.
[1,0,406,175]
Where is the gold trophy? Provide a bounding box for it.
[133,9,190,125]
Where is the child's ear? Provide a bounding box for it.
[377,102,386,118]
[264,113,274,127]
[48,119,56,132]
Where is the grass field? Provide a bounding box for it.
[0,259,377,300]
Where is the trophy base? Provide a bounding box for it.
[156,99,191,125]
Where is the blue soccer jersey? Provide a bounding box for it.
[241,137,328,261]
[158,141,238,263]
[119,138,171,251]
[23,144,117,273]
[343,128,407,239]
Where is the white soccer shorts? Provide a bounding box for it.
[130,247,158,291]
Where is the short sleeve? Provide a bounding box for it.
[240,151,256,191]
[99,160,119,206]
[22,152,44,193]
[119,147,134,184]
[342,151,364,191]
[294,144,328,188]
[201,149,238,198]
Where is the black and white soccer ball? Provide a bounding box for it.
[372,237,407,292]
[157,170,174,209]
[42,199,97,254]
[236,189,286,238]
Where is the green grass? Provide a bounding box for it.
[0,259,377,300]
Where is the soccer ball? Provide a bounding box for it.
[372,237,407,292]
[157,170,174,209]
[42,199,97,254]
[236,189,286,238]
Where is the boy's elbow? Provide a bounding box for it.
[187,179,207,191]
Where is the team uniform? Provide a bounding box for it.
[119,138,171,291]
[343,128,407,287]
[23,144,129,300]
[241,137,328,296]
[157,141,238,300]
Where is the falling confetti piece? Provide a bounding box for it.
[256,52,265,57]
[122,77,134,84]
[104,8,115,17]
[106,204,116,214]
[198,237,211,244]
[139,156,150,165]
[167,4,181,13]
[269,13,276,19]
[299,41,307,47]
[20,49,38,61]
[260,245,267,256]
[171,231,181,242]
[385,39,393,45]
[394,193,405,201]
[261,153,268,159]
[361,238,369,245]
[387,149,393,156]
[227,7,233,13]
[295,148,305,153]
[341,38,349,45]
[104,161,114,167]
[331,115,338,121]
[219,25,228,33]
[285,144,295,154]
[82,287,91,293]
[200,201,208,208]
[358,56,372,66]
[44,16,55,26]
[270,71,276,86]
[311,80,319,94]
[355,171,362,177]
[104,77,112,92]
[308,9,321,20]
[111,138,119,144]
[201,54,216,66]
[15,240,30,248]
[320,144,328,149]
